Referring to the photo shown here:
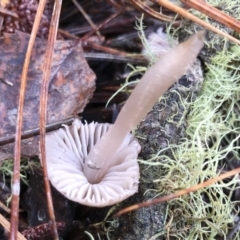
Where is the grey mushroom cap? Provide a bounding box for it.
[45,119,141,207]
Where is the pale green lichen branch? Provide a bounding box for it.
[139,42,240,239]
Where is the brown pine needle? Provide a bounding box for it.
[155,0,240,45]
[72,0,101,37]
[10,0,47,239]
[129,0,174,22]
[180,0,240,33]
[114,167,240,217]
[39,0,63,239]
[82,10,122,40]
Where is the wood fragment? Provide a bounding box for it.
[0,31,95,161]
[0,118,74,145]
[0,78,13,86]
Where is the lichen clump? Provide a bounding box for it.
[141,40,240,239]
[106,12,240,239]
[131,5,240,238]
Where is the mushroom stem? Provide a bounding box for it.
[84,31,205,184]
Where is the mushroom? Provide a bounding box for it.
[44,31,204,207]
[45,120,141,207]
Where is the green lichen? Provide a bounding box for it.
[140,42,240,239]
[105,15,176,108]
[0,158,30,186]
[135,14,158,64]
[104,11,240,239]
[0,158,38,206]
[183,0,240,50]
[132,7,240,239]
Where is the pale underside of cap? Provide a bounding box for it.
[45,119,141,207]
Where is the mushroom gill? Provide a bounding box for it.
[45,119,140,207]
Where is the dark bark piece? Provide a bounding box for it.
[0,31,96,161]
[21,166,75,229]
[22,221,68,240]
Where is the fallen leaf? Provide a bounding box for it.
[0,31,96,161]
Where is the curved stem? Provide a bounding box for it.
[83,32,205,184]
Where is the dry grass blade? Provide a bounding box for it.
[180,0,240,33]
[72,0,102,38]
[0,5,18,18]
[0,214,27,240]
[129,0,174,22]
[106,0,123,9]
[114,167,240,216]
[86,41,134,56]
[82,10,122,40]
[39,0,63,239]
[10,0,47,239]
[0,201,10,214]
[155,0,240,45]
